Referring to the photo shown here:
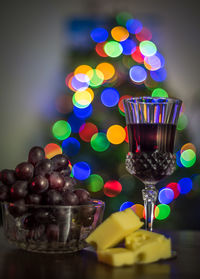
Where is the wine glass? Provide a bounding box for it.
[123,97,182,231]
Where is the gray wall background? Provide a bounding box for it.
[0,0,200,169]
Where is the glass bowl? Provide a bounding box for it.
[1,199,105,253]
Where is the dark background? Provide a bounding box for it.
[0,0,200,229]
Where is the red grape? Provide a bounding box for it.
[48,172,65,190]
[28,146,45,166]
[62,190,79,206]
[60,166,71,177]
[34,159,53,176]
[81,204,96,218]
[15,162,34,180]
[10,181,28,200]
[44,189,63,205]
[1,169,16,185]
[8,199,27,217]
[51,154,69,171]
[62,177,76,192]
[74,189,90,205]
[0,182,9,201]
[30,175,49,194]
[26,193,42,205]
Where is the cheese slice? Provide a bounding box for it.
[125,229,171,263]
[96,230,171,266]
[97,248,136,267]
[86,208,143,250]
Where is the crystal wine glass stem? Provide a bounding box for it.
[142,185,158,231]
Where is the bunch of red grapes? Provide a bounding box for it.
[0,147,95,242]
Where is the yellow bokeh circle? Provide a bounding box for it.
[74,65,93,79]
[111,26,129,42]
[106,125,126,144]
[74,90,92,107]
[96,62,115,81]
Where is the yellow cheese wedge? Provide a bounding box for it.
[125,229,171,263]
[97,248,136,267]
[86,208,143,250]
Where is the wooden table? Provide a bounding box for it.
[0,229,199,279]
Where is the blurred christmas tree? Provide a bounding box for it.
[45,12,199,226]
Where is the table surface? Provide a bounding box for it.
[0,229,200,279]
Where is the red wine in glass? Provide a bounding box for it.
[123,97,182,231]
[126,123,176,184]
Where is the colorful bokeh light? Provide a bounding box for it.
[120,201,134,211]
[129,65,147,83]
[136,27,152,42]
[65,72,75,91]
[181,143,196,154]
[91,132,110,152]
[73,104,93,119]
[144,55,161,71]
[44,143,62,159]
[68,114,85,133]
[155,52,165,68]
[101,88,120,107]
[131,46,144,63]
[73,90,93,108]
[52,120,71,140]
[177,113,188,131]
[178,177,193,194]
[131,204,144,219]
[88,69,104,88]
[72,161,91,180]
[116,12,132,27]
[79,122,98,142]
[158,188,174,204]
[104,41,123,58]
[152,88,168,98]
[118,95,132,114]
[90,27,108,43]
[166,182,181,199]
[103,180,122,197]
[71,75,89,91]
[150,68,167,82]
[107,125,126,145]
[126,19,142,34]
[95,42,108,57]
[176,150,184,168]
[139,41,157,57]
[62,137,80,157]
[59,16,194,224]
[74,64,92,75]
[96,62,115,80]
[180,149,196,168]
[120,39,136,55]
[155,204,171,220]
[111,26,129,42]
[87,174,104,192]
